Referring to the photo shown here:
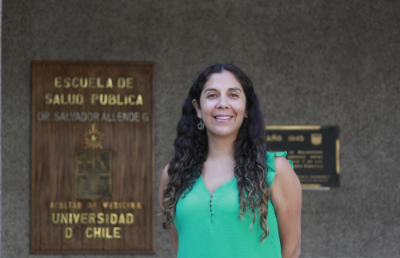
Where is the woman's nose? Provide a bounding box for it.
[216,95,228,108]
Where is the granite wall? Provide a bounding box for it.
[2,1,400,257]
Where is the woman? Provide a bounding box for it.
[159,64,302,258]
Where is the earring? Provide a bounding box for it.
[198,119,205,130]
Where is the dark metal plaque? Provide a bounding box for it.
[31,61,155,254]
[266,126,340,188]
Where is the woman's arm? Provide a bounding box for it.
[271,157,302,258]
[158,164,179,254]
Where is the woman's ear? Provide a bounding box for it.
[245,109,248,118]
[192,99,202,119]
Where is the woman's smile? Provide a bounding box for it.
[213,115,233,122]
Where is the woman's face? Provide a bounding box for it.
[193,71,247,138]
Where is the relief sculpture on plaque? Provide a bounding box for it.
[75,124,112,199]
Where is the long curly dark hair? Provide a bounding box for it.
[161,63,270,242]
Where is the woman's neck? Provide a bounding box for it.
[206,133,236,161]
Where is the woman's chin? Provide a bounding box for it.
[206,128,240,138]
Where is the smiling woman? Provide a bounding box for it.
[159,64,302,258]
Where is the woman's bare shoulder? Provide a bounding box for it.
[274,156,296,178]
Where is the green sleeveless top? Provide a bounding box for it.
[174,152,293,258]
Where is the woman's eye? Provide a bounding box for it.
[207,94,217,98]
[230,93,239,97]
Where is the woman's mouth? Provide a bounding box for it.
[213,115,233,122]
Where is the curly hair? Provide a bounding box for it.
[161,63,270,242]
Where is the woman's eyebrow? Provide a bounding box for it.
[228,87,242,92]
[204,87,242,93]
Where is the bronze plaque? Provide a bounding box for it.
[31,61,155,253]
[266,126,340,188]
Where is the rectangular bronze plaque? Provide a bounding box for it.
[266,126,340,188]
[31,61,155,253]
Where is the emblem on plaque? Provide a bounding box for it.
[75,124,112,199]
[311,133,322,145]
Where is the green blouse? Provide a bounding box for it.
[174,152,293,258]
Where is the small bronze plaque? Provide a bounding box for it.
[266,126,340,188]
[31,61,155,254]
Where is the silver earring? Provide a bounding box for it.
[198,119,205,130]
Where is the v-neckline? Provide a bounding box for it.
[199,174,236,195]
